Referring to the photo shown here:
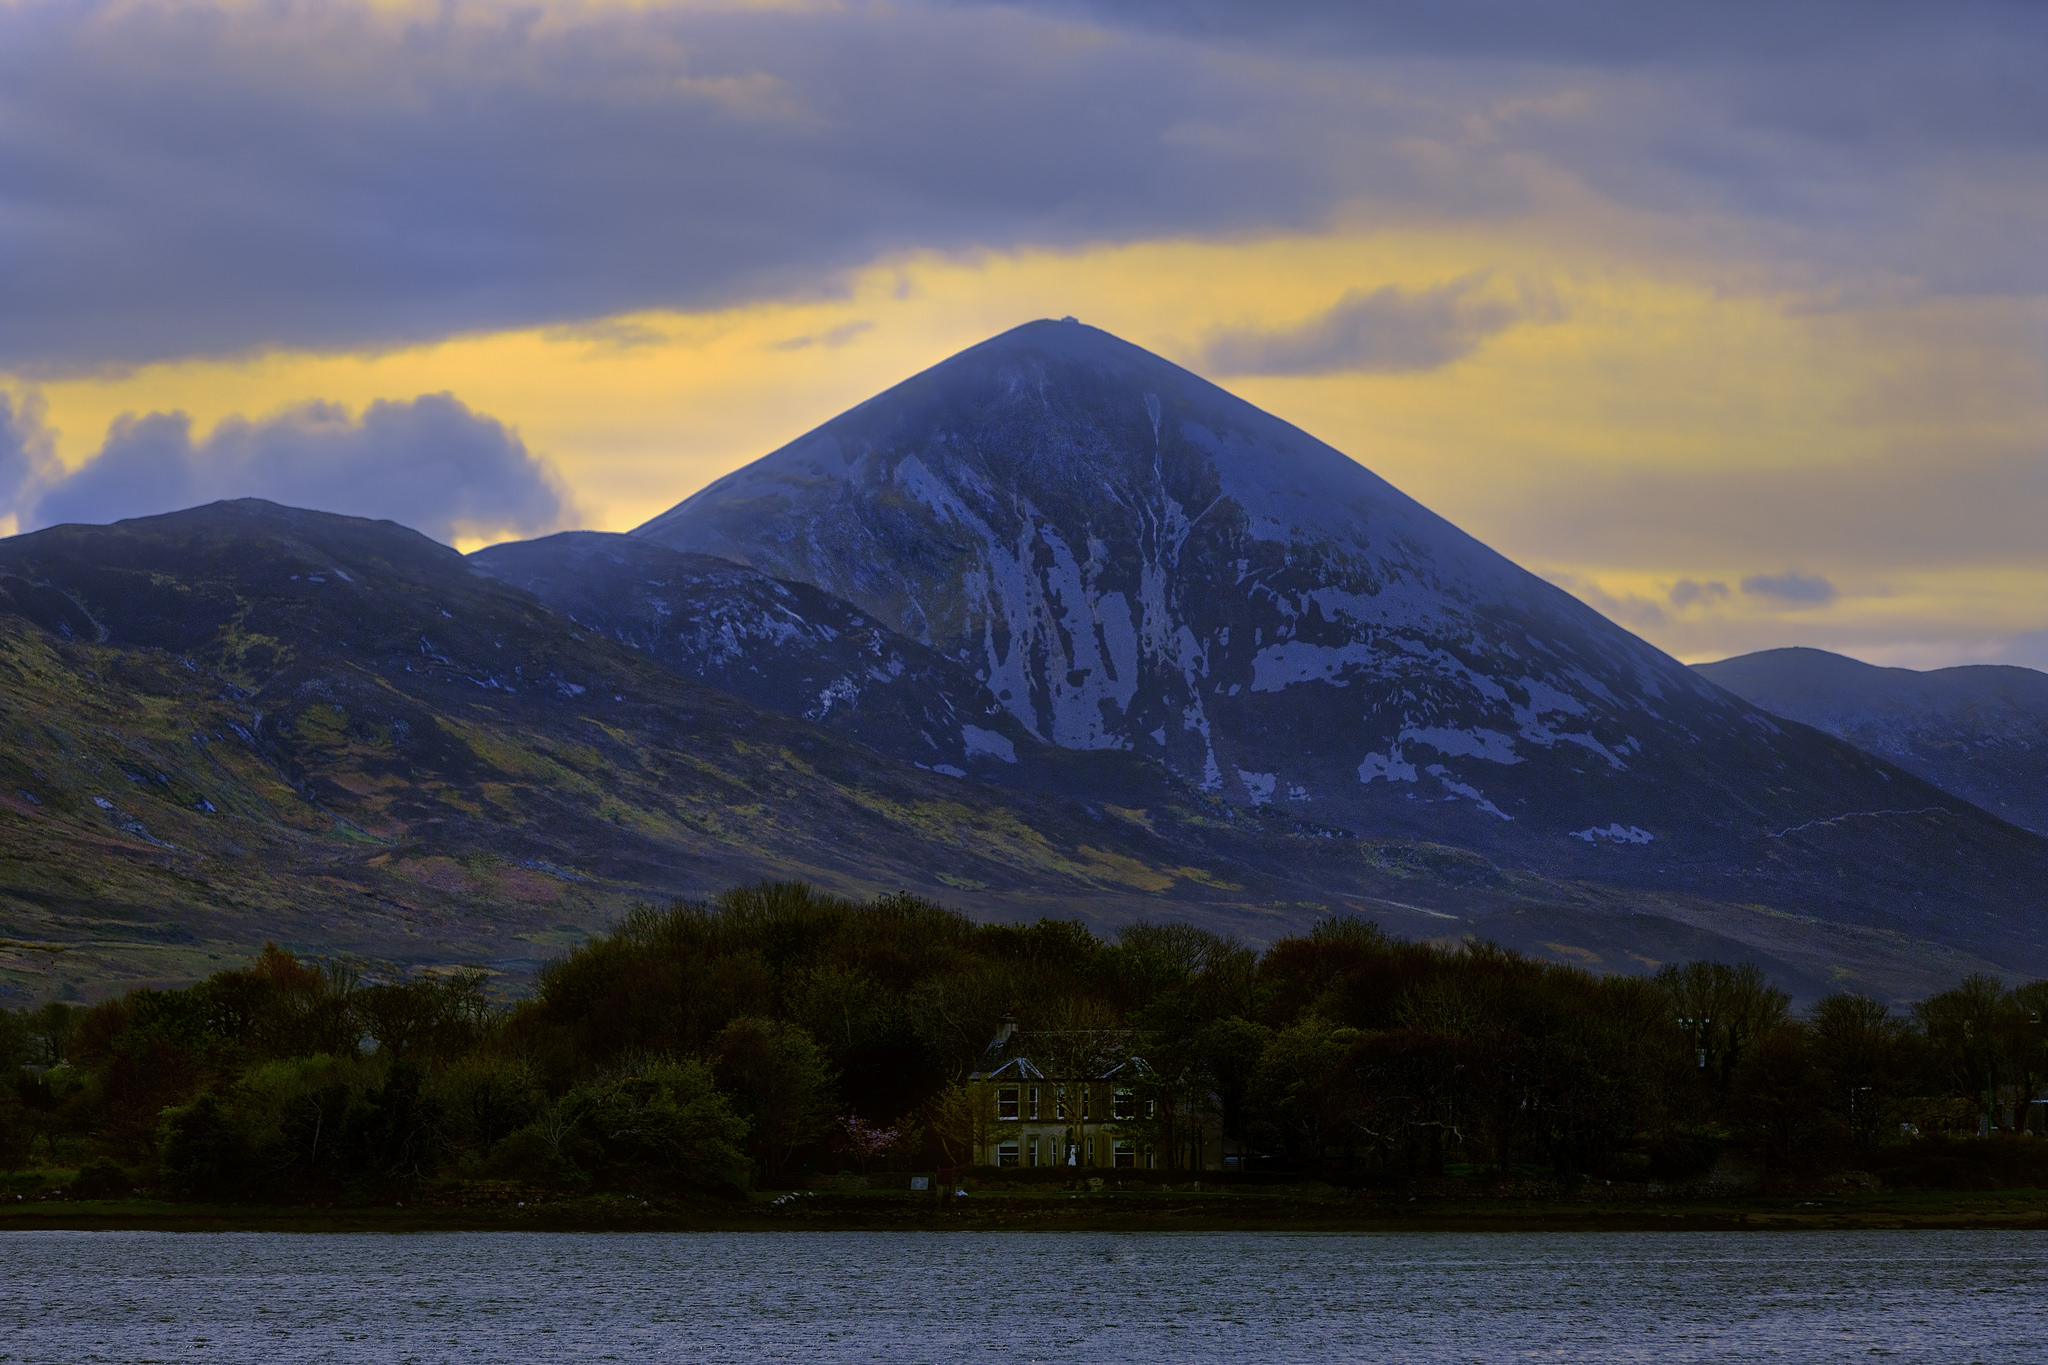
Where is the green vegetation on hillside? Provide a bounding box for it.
[0,506,1352,1003]
[7,881,2048,1207]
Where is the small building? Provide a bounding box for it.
[964,1016,1232,1171]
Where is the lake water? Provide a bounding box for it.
[2,1229,2046,1362]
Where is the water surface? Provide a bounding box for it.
[3,1229,2044,1362]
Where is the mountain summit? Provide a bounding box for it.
[637,320,1710,819]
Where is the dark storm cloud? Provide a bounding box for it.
[1201,277,1540,376]
[23,395,570,546]
[997,0,2048,284]
[0,1,1361,372]
[1003,0,2048,99]
[1,0,2044,372]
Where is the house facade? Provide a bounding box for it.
[964,1017,1233,1171]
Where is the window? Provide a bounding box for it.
[1085,1136,1095,1164]
[1028,1136,1039,1167]
[1028,1087,1040,1120]
[1081,1089,1091,1122]
[1112,1088,1135,1121]
[1055,1086,1067,1120]
[1145,1098,1156,1120]
[1113,1139,1135,1169]
[997,1142,1020,1168]
[997,1087,1019,1120]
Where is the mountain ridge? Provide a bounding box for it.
[1695,646,2048,836]
[0,499,2022,1006]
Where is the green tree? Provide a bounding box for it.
[354,972,493,1064]
[1733,1025,1820,1169]
[711,1017,836,1185]
[0,1098,31,1174]
[0,1007,29,1072]
[1248,1018,1367,1169]
[231,1052,382,1195]
[1190,1016,1271,1153]
[157,1095,254,1201]
[569,1057,751,1193]
[1655,962,1790,1091]
[1916,975,2009,1131]
[26,1002,77,1067]
[1807,993,1913,1149]
[429,1055,547,1165]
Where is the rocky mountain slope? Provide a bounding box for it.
[632,319,2048,969]
[469,531,1038,780]
[0,501,1396,999]
[2,499,2025,1006]
[1695,647,2048,836]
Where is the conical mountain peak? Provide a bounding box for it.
[634,322,1724,792]
[630,323,2047,970]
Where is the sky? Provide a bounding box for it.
[1,0,2045,669]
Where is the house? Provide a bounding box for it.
[963,1016,1233,1171]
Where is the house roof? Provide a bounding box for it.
[983,1056,1045,1081]
[971,1050,1155,1082]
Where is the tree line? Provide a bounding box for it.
[3,881,2045,1202]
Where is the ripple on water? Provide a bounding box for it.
[2,1229,2047,1363]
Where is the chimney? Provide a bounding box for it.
[991,1014,1017,1049]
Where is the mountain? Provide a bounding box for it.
[1695,647,2048,836]
[9,330,2048,1007]
[633,318,2048,971]
[1,500,1405,1000]
[468,531,1038,779]
[1,500,2023,1007]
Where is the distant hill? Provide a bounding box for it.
[1694,647,2048,836]
[0,501,1433,1000]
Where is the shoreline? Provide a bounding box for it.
[7,1189,2048,1235]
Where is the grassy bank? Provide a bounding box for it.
[7,1184,2048,1235]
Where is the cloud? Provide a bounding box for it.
[1538,569,1667,634]
[1201,276,1539,376]
[18,395,572,547]
[0,0,1365,372]
[771,321,876,352]
[1668,579,1729,608]
[1009,1,2045,70]
[1989,630,2048,673]
[1741,572,1837,605]
[2,0,2044,372]
[0,392,57,531]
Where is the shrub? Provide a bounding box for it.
[68,1157,131,1200]
[158,1096,253,1201]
